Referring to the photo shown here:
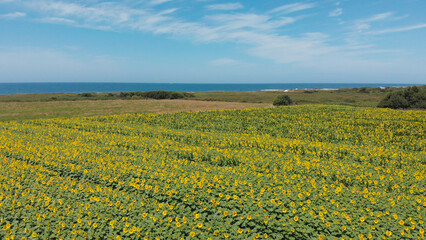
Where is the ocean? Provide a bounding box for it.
[0,82,416,95]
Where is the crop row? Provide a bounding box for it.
[0,105,424,239]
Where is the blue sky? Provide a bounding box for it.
[0,0,425,83]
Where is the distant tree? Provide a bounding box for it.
[377,86,426,109]
[273,94,293,106]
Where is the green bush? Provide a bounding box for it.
[79,92,94,97]
[144,90,180,99]
[377,86,426,109]
[118,91,194,100]
[273,94,293,106]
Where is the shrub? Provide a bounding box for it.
[144,90,175,99]
[273,94,293,106]
[118,91,194,100]
[357,87,369,93]
[79,92,94,97]
[377,86,426,109]
[303,90,316,94]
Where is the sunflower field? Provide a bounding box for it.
[0,105,424,240]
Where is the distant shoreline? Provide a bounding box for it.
[0,82,418,95]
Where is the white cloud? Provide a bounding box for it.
[206,3,243,11]
[367,23,426,35]
[148,0,172,6]
[269,3,315,14]
[353,12,393,32]
[363,12,394,22]
[205,13,295,31]
[158,8,178,15]
[237,32,337,63]
[17,1,333,64]
[329,8,342,17]
[0,11,26,19]
[28,1,147,26]
[210,58,241,66]
[36,17,75,24]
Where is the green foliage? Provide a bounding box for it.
[273,94,293,106]
[143,90,193,99]
[79,92,94,97]
[118,90,195,100]
[303,90,317,94]
[377,86,426,109]
[337,87,396,93]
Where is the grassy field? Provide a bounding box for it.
[0,89,390,106]
[0,87,400,121]
[0,99,269,122]
[193,90,386,106]
[0,105,424,239]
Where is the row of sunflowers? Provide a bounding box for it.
[0,105,424,239]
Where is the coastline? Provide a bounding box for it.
[0,82,418,95]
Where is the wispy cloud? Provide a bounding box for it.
[206,3,243,11]
[241,32,337,63]
[36,17,75,24]
[353,12,393,32]
[205,13,295,31]
[12,0,418,68]
[16,1,334,64]
[362,12,393,22]
[329,8,342,17]
[158,8,178,15]
[210,58,241,66]
[0,11,26,19]
[269,3,315,14]
[367,23,426,35]
[28,1,147,26]
[148,0,172,6]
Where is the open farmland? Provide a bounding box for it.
[0,105,425,239]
